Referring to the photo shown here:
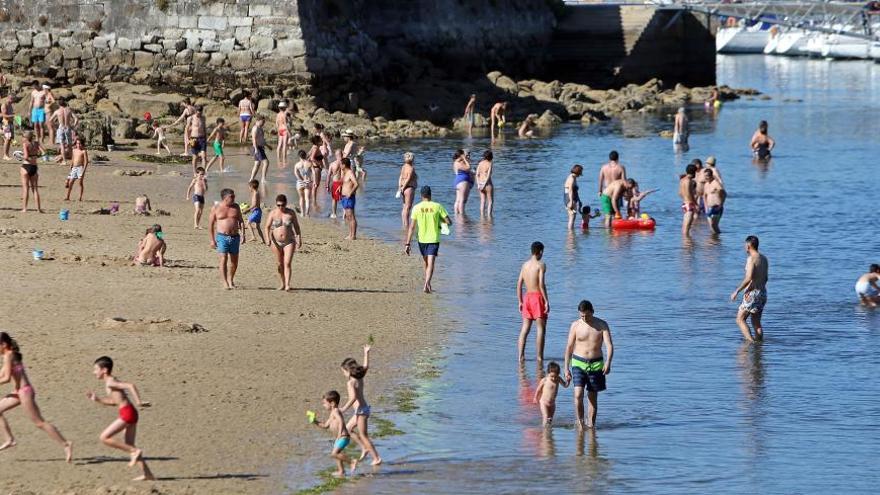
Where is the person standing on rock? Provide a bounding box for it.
[597,151,627,228]
[172,98,196,156]
[463,94,476,138]
[673,107,689,151]
[238,91,255,144]
[209,188,246,290]
[340,158,359,241]
[730,235,769,343]
[28,82,49,144]
[275,102,290,167]
[405,186,452,294]
[679,163,697,235]
[50,99,78,166]
[188,106,208,174]
[250,116,269,182]
[1,94,14,160]
[490,101,507,139]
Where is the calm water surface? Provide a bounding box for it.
[232,56,879,493]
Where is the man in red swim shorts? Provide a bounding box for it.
[517,241,550,363]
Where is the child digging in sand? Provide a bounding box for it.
[134,194,152,215]
[87,356,155,481]
[186,167,207,229]
[340,345,382,466]
[533,361,569,427]
[312,390,357,478]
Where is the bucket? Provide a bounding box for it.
[59,209,70,221]
[32,250,44,261]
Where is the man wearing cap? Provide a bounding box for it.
[275,101,290,166]
[29,82,50,143]
[404,186,452,294]
[341,129,366,180]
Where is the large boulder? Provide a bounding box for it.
[534,109,563,128]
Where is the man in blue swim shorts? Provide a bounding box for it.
[29,82,50,143]
[340,158,359,240]
[209,188,246,289]
[564,300,614,430]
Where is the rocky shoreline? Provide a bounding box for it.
[1,71,760,145]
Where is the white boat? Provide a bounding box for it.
[763,26,780,54]
[716,23,771,54]
[872,41,880,61]
[805,34,826,57]
[775,29,809,56]
[821,33,871,59]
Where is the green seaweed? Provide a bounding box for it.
[394,388,419,413]
[372,417,404,438]
[128,153,190,165]
[294,467,349,495]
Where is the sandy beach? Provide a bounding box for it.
[0,146,436,494]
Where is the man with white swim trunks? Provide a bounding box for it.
[731,235,769,343]
[51,99,77,166]
[855,264,880,307]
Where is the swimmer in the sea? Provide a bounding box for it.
[312,390,355,478]
[87,356,154,480]
[750,120,775,161]
[855,264,880,307]
[581,205,600,229]
[533,361,569,427]
[339,345,382,467]
[730,235,769,343]
[0,332,73,461]
[517,241,549,363]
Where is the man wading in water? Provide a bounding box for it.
[564,300,613,430]
[731,235,769,343]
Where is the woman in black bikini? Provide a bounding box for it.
[263,194,302,291]
[20,131,43,213]
[750,120,775,161]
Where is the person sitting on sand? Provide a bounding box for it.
[0,332,73,461]
[134,194,152,215]
[311,390,355,478]
[339,345,382,467]
[855,264,880,307]
[87,356,155,481]
[133,225,166,267]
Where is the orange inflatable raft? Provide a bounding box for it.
[611,216,656,230]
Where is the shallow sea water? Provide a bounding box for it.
[216,55,880,494]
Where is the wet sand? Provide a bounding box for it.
[0,146,434,493]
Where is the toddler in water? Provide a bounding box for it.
[581,205,601,229]
[311,390,356,478]
[340,345,382,466]
[533,361,569,427]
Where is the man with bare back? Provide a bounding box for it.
[679,163,697,235]
[597,150,627,226]
[29,82,49,143]
[51,99,77,166]
[209,188,246,289]
[188,106,207,173]
[564,300,614,430]
[517,241,549,363]
[601,178,636,226]
[730,235,769,343]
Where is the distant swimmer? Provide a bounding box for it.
[404,186,452,293]
[475,150,494,217]
[0,332,73,461]
[397,152,418,228]
[564,300,614,430]
[673,107,689,150]
[518,115,535,138]
[463,94,476,138]
[452,149,473,215]
[489,101,507,138]
[601,178,636,224]
[597,150,627,227]
[855,264,880,307]
[679,163,698,235]
[750,120,775,161]
[703,168,726,234]
[533,361,569,427]
[517,241,550,363]
[730,235,769,343]
[564,164,584,230]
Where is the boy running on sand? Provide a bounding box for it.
[205,118,227,174]
[245,179,266,244]
[340,345,382,467]
[517,241,549,363]
[186,167,208,229]
[87,356,155,481]
[533,361,569,427]
[151,122,172,155]
[312,390,356,477]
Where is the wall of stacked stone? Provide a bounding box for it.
[0,0,309,97]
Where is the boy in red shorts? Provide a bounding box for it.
[87,356,155,481]
[516,241,549,363]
